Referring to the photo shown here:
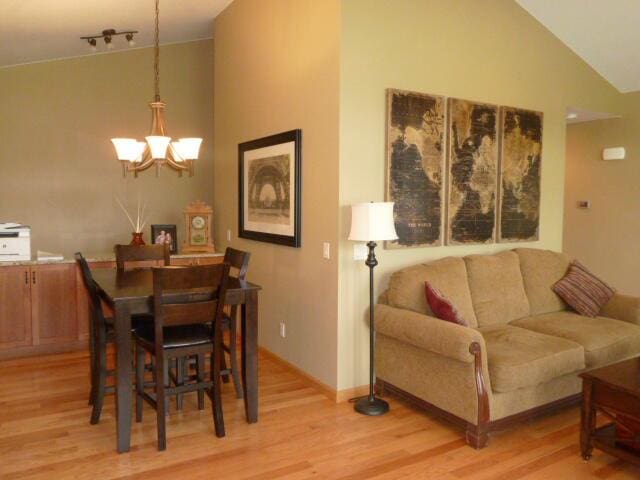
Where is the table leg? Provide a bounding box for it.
[241,290,258,423]
[114,301,133,453]
[581,379,595,460]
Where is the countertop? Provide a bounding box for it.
[0,252,223,267]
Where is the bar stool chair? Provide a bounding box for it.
[221,247,251,398]
[134,263,230,451]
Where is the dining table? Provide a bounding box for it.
[91,268,261,453]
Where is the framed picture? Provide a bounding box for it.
[238,129,302,247]
[151,224,178,254]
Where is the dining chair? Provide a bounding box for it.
[75,252,116,424]
[221,247,251,398]
[115,243,170,271]
[134,263,230,451]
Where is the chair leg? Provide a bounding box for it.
[176,357,184,411]
[136,343,145,422]
[156,356,167,451]
[163,360,170,417]
[229,315,243,399]
[221,350,230,384]
[88,308,97,406]
[196,353,205,410]
[90,322,107,425]
[211,339,225,438]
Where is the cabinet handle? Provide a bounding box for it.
[32,271,36,284]
[25,271,28,285]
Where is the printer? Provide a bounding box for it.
[0,223,31,261]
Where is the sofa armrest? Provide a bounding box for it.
[375,303,486,363]
[601,293,640,325]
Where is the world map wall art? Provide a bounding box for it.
[385,88,543,248]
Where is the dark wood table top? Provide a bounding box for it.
[92,268,261,302]
[580,356,640,397]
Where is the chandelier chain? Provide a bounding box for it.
[154,0,160,101]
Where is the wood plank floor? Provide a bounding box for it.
[1,351,640,480]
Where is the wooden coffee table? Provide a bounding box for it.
[580,357,640,466]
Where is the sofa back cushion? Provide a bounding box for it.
[387,256,478,328]
[516,248,570,315]
[465,250,530,326]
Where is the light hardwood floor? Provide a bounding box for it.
[1,350,639,479]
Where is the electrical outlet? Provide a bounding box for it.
[323,242,330,259]
[227,229,231,241]
[354,243,367,261]
[279,322,286,338]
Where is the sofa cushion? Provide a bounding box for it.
[511,311,640,367]
[515,248,570,315]
[480,325,584,393]
[388,256,478,327]
[465,251,530,327]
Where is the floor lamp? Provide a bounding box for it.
[348,202,398,416]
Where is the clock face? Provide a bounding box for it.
[191,216,205,230]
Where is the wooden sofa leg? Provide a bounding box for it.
[465,424,489,449]
[468,342,490,449]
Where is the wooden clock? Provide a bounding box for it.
[181,201,215,253]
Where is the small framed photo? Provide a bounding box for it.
[238,129,302,247]
[151,224,178,254]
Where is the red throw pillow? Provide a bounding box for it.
[425,282,468,326]
[552,260,615,317]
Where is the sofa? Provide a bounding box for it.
[375,248,640,448]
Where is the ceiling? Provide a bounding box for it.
[0,0,233,68]
[517,0,640,93]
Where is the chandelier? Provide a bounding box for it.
[111,0,202,177]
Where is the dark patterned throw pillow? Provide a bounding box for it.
[552,260,615,317]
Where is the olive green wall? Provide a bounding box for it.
[0,40,214,257]
[337,0,624,390]
[564,93,640,296]
[213,0,341,388]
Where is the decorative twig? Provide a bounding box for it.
[115,196,138,232]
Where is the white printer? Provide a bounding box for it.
[0,223,31,261]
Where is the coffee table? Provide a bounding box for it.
[580,356,640,466]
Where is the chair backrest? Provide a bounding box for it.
[115,244,170,271]
[223,247,250,280]
[75,252,106,322]
[152,264,230,351]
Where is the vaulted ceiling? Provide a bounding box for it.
[517,0,640,93]
[0,0,232,68]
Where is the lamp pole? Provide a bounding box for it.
[354,240,389,416]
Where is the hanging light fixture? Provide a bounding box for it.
[111,0,202,177]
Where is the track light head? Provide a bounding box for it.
[125,33,136,47]
[88,38,97,52]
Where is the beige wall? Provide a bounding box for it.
[213,0,341,387]
[337,0,624,390]
[564,94,640,295]
[0,40,214,257]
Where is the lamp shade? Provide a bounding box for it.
[111,138,145,162]
[348,202,398,242]
[145,135,172,159]
[171,138,202,160]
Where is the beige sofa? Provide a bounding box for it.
[375,248,640,448]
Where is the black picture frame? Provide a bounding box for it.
[150,224,178,254]
[238,129,302,247]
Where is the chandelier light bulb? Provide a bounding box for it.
[172,138,203,160]
[146,136,171,159]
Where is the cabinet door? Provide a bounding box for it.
[0,266,32,349]
[31,264,77,345]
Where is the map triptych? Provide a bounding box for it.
[386,89,542,249]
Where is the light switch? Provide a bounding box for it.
[323,242,330,259]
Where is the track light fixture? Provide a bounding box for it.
[80,29,138,52]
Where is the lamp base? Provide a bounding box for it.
[354,396,389,416]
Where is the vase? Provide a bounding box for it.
[130,232,146,246]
